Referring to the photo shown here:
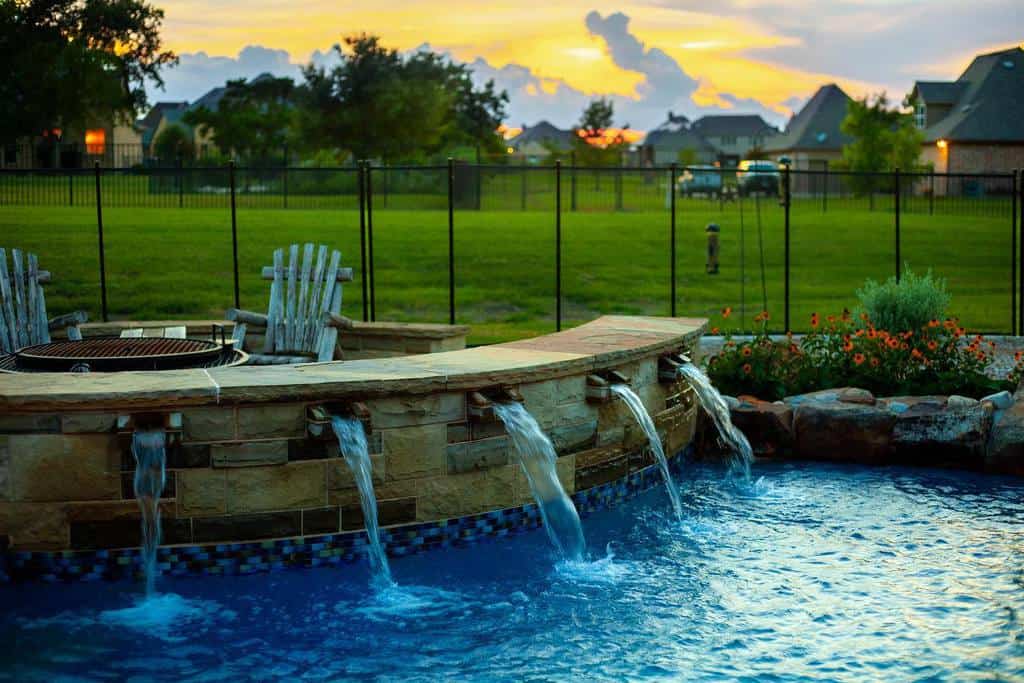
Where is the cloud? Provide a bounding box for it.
[583,10,699,106]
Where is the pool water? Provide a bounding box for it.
[3,461,1023,681]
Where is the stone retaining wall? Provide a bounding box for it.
[0,316,704,578]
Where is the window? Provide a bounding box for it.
[914,101,926,129]
[85,129,106,155]
[719,135,737,145]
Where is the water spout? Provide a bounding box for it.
[678,363,753,480]
[493,402,586,561]
[131,430,167,596]
[331,416,394,588]
[609,385,684,519]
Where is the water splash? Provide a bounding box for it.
[331,416,394,588]
[493,402,586,561]
[609,385,684,519]
[678,363,753,480]
[131,430,167,596]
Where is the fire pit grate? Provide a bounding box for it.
[2,336,247,373]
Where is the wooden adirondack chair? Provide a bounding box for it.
[0,248,87,354]
[226,244,354,364]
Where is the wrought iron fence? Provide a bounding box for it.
[1,161,1021,340]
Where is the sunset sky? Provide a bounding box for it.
[152,0,1022,130]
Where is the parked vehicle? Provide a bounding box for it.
[678,165,724,197]
[737,160,779,196]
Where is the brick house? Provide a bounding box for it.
[690,114,778,167]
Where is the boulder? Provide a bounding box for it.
[730,396,794,457]
[785,387,876,408]
[947,395,979,410]
[987,399,1024,476]
[793,402,895,464]
[879,396,947,415]
[889,400,991,469]
[981,390,1013,411]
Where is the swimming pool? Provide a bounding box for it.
[4,461,1023,681]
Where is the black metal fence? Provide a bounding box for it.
[2,161,1021,340]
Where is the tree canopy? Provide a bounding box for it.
[572,97,629,166]
[0,0,177,143]
[839,94,924,176]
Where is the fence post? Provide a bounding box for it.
[570,150,577,211]
[68,170,73,207]
[615,162,623,211]
[670,163,677,317]
[366,162,376,322]
[783,162,791,332]
[555,160,562,332]
[1012,169,1018,335]
[520,159,527,210]
[93,162,108,322]
[358,161,368,322]
[177,156,184,209]
[448,157,456,325]
[929,172,935,215]
[894,167,901,282]
[822,164,828,213]
[229,160,240,309]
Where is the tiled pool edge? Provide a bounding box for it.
[0,445,692,584]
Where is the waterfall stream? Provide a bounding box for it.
[131,430,167,596]
[679,363,753,480]
[494,402,586,561]
[331,416,394,588]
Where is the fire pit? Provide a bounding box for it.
[0,336,247,373]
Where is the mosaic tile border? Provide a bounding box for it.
[1,445,692,584]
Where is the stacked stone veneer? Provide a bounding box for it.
[0,316,704,581]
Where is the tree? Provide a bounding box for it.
[572,97,629,167]
[152,123,192,161]
[838,93,923,194]
[0,0,177,143]
[184,75,295,163]
[294,34,507,162]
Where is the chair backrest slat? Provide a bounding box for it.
[0,249,15,353]
[283,244,299,352]
[295,243,315,352]
[304,245,328,351]
[11,249,28,349]
[264,248,284,353]
[0,250,63,352]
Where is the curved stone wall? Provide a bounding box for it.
[0,316,705,581]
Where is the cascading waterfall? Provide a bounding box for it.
[679,363,753,480]
[609,385,684,519]
[493,402,586,561]
[131,430,167,596]
[331,416,394,588]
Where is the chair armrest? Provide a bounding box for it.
[226,308,268,327]
[47,310,88,331]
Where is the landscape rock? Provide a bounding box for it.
[879,396,947,415]
[980,390,1013,411]
[793,402,895,464]
[730,397,793,457]
[722,395,740,410]
[987,399,1024,476]
[889,401,991,469]
[785,387,876,408]
[947,395,979,410]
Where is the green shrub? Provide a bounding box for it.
[855,267,949,333]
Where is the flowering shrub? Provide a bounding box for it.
[706,307,1018,400]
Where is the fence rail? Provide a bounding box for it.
[2,162,1022,341]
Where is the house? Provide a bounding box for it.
[142,85,229,161]
[507,120,575,161]
[690,114,778,167]
[637,112,717,166]
[137,102,188,159]
[911,46,1024,175]
[2,116,143,169]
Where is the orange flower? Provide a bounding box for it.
[977,351,987,361]
[955,327,966,338]
[843,340,854,352]
[911,348,923,359]
[789,343,800,354]
[887,338,900,349]
[742,346,752,357]
[853,353,866,366]
[927,340,938,351]
[742,363,752,374]
[928,319,940,328]
[901,331,913,340]
[842,308,851,322]
[859,312,870,322]
[711,327,720,335]
[867,329,877,339]
[721,306,732,319]
[870,357,880,367]
[827,315,837,324]
[944,319,956,329]
[753,311,770,323]
[810,312,820,328]
[1015,350,1023,362]
[855,329,865,337]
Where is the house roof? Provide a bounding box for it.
[762,83,853,153]
[913,81,965,105]
[691,115,777,138]
[917,46,1024,143]
[188,86,227,113]
[138,102,189,146]
[642,127,717,154]
[510,120,574,150]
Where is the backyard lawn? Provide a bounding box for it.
[1,198,1015,344]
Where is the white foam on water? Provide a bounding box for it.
[347,584,472,623]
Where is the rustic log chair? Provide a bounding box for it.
[0,248,87,354]
[226,243,354,364]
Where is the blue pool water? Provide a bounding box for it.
[3,461,1023,681]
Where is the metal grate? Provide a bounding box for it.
[9,336,240,372]
[0,346,247,373]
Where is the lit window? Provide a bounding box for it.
[85,129,106,155]
[914,102,926,129]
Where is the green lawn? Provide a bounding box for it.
[2,197,1015,344]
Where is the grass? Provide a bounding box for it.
[1,196,1016,345]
